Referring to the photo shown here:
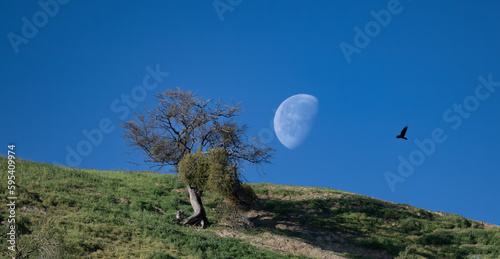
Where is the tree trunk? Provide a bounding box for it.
[181,184,209,228]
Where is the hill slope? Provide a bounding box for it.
[1,157,499,258]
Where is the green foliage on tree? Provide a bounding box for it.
[179,147,256,210]
[121,88,272,227]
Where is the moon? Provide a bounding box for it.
[274,94,319,149]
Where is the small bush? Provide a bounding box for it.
[150,251,176,259]
[253,188,269,195]
[399,218,423,233]
[419,231,454,245]
[236,183,258,210]
[270,189,303,196]
[360,236,403,255]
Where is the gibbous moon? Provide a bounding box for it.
[274,94,319,149]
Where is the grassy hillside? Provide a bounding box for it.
[1,157,499,258]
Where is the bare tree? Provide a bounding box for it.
[121,88,273,228]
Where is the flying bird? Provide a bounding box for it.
[396,126,408,140]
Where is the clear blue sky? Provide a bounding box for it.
[2,1,499,225]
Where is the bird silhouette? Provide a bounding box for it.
[396,126,408,140]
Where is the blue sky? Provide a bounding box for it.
[1,1,499,225]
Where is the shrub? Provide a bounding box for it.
[399,218,423,233]
[419,231,454,245]
[360,236,404,255]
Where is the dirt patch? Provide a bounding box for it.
[474,220,499,229]
[20,206,47,215]
[246,210,306,233]
[172,188,185,194]
[243,210,392,259]
[114,197,132,205]
[257,191,344,201]
[213,229,346,259]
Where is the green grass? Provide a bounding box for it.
[249,188,500,258]
[0,157,303,258]
[1,157,499,258]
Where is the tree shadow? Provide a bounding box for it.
[248,197,395,259]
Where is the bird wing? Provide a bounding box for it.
[400,126,408,136]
